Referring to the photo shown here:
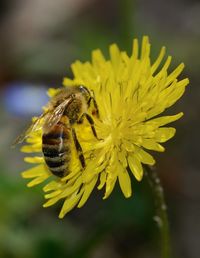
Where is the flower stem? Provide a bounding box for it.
[144,165,172,258]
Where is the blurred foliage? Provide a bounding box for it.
[0,167,158,258]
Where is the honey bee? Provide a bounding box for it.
[13,85,100,177]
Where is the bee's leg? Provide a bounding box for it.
[78,113,101,140]
[72,128,86,169]
[87,97,100,118]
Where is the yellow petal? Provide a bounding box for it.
[141,36,150,59]
[117,149,128,167]
[128,155,143,181]
[109,44,121,73]
[59,189,84,218]
[92,49,106,67]
[97,171,106,190]
[21,164,48,178]
[146,113,183,127]
[21,143,41,153]
[71,61,83,78]
[118,164,132,198]
[142,139,165,152]
[47,88,60,97]
[78,175,98,208]
[123,140,135,152]
[24,157,44,163]
[62,78,75,86]
[166,63,185,86]
[103,176,117,200]
[43,195,62,208]
[58,176,82,199]
[164,82,188,109]
[132,38,139,59]
[44,189,62,199]
[43,180,63,192]
[151,46,166,74]
[135,148,155,165]
[27,175,49,187]
[155,127,176,142]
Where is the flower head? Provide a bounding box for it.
[21,36,189,218]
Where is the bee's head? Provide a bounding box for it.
[78,85,91,102]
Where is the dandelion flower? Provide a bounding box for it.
[21,36,189,218]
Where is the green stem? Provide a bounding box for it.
[144,165,172,258]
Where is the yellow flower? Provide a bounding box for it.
[21,36,189,218]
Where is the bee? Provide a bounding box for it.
[13,85,100,177]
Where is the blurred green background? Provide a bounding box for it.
[0,0,199,257]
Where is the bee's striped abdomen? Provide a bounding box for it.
[42,121,71,177]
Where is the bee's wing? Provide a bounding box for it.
[42,97,73,133]
[12,96,74,147]
[12,111,48,147]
